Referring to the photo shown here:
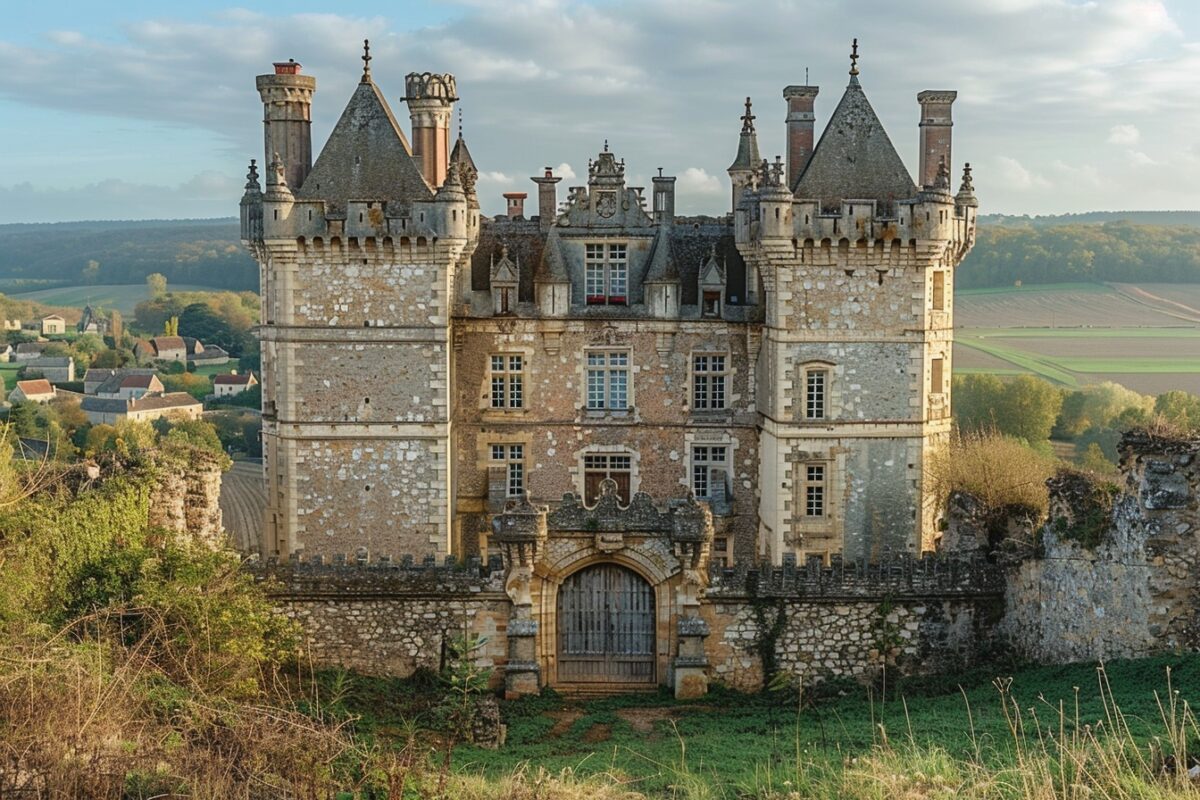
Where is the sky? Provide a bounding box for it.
[1,0,1199,222]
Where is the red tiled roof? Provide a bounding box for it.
[214,373,254,385]
[15,379,53,396]
[121,375,157,389]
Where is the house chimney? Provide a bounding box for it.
[531,167,562,230]
[917,90,957,188]
[782,85,819,189]
[652,168,675,225]
[503,192,527,219]
[404,72,458,188]
[255,59,316,190]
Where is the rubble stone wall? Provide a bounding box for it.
[999,433,1199,663]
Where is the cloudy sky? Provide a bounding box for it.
[1,0,1198,222]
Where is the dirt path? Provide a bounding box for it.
[1108,283,1200,324]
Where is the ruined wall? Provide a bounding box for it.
[999,432,1199,663]
[148,450,227,546]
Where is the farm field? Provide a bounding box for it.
[218,458,265,553]
[8,283,216,316]
[955,282,1200,394]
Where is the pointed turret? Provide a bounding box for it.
[450,127,478,208]
[955,162,978,209]
[727,97,761,210]
[534,227,570,316]
[643,224,680,318]
[792,42,916,214]
[239,159,263,242]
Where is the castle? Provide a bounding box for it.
[242,42,980,696]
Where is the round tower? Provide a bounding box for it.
[255,60,316,191]
[404,72,458,189]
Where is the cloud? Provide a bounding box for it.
[0,0,1197,219]
[994,156,1051,191]
[676,167,722,196]
[1126,150,1161,167]
[1108,124,1141,145]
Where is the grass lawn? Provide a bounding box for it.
[0,364,21,392]
[326,655,1200,798]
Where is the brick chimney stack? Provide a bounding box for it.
[256,60,316,190]
[652,168,676,226]
[404,72,458,189]
[531,167,561,229]
[503,192,527,219]
[782,85,819,189]
[917,90,957,188]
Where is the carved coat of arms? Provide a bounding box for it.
[596,191,617,218]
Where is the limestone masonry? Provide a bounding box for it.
[241,41,985,696]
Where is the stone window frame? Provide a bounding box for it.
[481,345,534,415]
[789,448,840,547]
[690,351,729,413]
[584,241,629,305]
[930,354,947,397]
[583,347,633,414]
[488,353,525,410]
[573,444,641,505]
[490,442,526,497]
[931,270,946,311]
[690,443,730,500]
[803,462,826,517]
[799,360,837,422]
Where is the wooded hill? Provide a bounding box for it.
[4,212,1200,293]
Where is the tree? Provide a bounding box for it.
[82,260,100,282]
[952,374,1006,433]
[91,348,132,369]
[178,302,251,356]
[994,375,1063,444]
[1055,382,1152,438]
[146,272,168,299]
[163,316,180,337]
[133,296,184,336]
[1155,390,1200,432]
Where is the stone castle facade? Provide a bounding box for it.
[241,43,979,696]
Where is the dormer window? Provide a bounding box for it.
[702,291,721,318]
[585,243,627,305]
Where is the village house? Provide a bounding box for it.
[10,379,56,404]
[95,373,165,400]
[22,356,75,383]
[40,315,66,336]
[83,367,156,394]
[213,371,258,397]
[0,344,12,363]
[12,342,49,362]
[80,391,203,425]
[3,320,21,332]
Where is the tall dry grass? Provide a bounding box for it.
[926,429,1059,520]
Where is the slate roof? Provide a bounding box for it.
[214,373,256,386]
[793,77,916,213]
[643,224,679,282]
[297,78,433,212]
[25,357,72,368]
[471,219,545,301]
[132,393,202,412]
[15,342,47,355]
[450,135,476,173]
[80,396,127,414]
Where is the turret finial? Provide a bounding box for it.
[849,38,859,77]
[457,106,463,140]
[361,39,372,82]
[604,138,609,152]
[741,96,756,134]
[245,159,261,192]
[960,162,974,192]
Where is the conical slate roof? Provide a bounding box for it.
[535,227,570,283]
[297,79,432,211]
[728,98,761,173]
[643,224,679,282]
[450,135,476,173]
[792,78,916,211]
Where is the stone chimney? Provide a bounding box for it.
[503,192,527,219]
[782,85,819,189]
[918,90,957,189]
[256,60,316,190]
[531,167,562,230]
[404,72,458,189]
[652,168,676,225]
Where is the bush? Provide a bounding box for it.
[927,429,1059,518]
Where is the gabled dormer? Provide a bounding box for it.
[490,246,520,315]
[698,247,726,319]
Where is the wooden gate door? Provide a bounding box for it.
[556,564,655,684]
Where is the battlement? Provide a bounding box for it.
[246,551,506,597]
[404,72,458,102]
[707,552,1003,599]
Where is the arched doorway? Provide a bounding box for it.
[556,563,655,684]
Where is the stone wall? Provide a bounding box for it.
[253,557,511,681]
[704,555,1003,690]
[999,432,1199,663]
